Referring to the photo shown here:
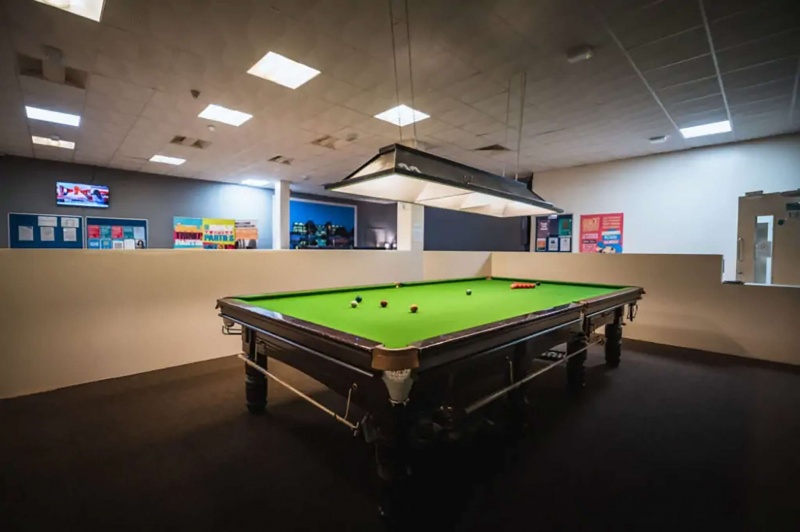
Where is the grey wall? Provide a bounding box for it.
[0,156,273,249]
[424,207,528,251]
[292,193,397,248]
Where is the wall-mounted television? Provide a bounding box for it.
[56,182,110,208]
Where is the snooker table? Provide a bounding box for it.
[217,277,642,504]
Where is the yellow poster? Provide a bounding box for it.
[202,218,236,249]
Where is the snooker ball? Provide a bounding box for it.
[410,304,419,313]
[355,295,363,303]
[466,289,472,295]
[350,300,358,308]
[380,300,388,308]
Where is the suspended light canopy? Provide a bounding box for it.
[325,144,562,218]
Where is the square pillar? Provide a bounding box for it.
[397,202,424,252]
[272,180,290,250]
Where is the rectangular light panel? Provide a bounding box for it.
[198,104,253,127]
[25,106,81,127]
[374,105,430,127]
[241,179,271,187]
[150,155,186,165]
[34,0,106,22]
[32,136,75,150]
[680,120,732,139]
[247,52,320,89]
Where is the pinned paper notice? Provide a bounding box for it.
[40,226,55,241]
[18,226,34,241]
[38,216,57,227]
[63,227,78,242]
[61,217,80,228]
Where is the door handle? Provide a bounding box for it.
[737,237,743,261]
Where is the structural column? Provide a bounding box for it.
[272,180,290,250]
[396,202,424,252]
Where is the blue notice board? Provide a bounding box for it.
[8,212,84,249]
[85,217,149,250]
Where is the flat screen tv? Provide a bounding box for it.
[56,182,110,208]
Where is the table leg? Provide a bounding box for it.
[566,332,587,392]
[375,403,410,518]
[243,328,267,414]
[506,342,529,431]
[605,307,623,368]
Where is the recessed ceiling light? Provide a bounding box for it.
[198,104,253,127]
[25,106,81,127]
[32,135,75,149]
[374,104,430,127]
[247,51,321,89]
[150,155,186,165]
[241,179,271,187]
[649,135,669,144]
[34,0,106,22]
[680,120,732,139]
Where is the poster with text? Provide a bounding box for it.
[173,217,203,248]
[534,214,573,252]
[202,218,236,249]
[235,220,259,249]
[580,213,624,253]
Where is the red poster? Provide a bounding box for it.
[111,226,123,239]
[87,225,100,239]
[580,213,624,253]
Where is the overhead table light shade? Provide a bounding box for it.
[325,144,562,217]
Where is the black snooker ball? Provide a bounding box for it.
[466,289,472,295]
[355,295,363,303]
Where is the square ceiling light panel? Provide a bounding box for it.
[247,52,321,89]
[34,0,106,22]
[680,120,732,139]
[374,105,430,127]
[25,106,81,127]
[32,136,75,149]
[198,104,253,127]
[149,155,186,165]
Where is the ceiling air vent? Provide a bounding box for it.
[269,155,294,165]
[475,144,511,151]
[312,135,339,150]
[17,51,88,90]
[170,136,211,149]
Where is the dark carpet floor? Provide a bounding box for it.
[1,342,799,531]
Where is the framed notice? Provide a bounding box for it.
[534,214,573,252]
[86,217,148,250]
[580,213,624,253]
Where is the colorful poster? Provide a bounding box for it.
[202,218,236,249]
[88,225,101,239]
[173,217,204,249]
[235,220,259,249]
[123,227,135,239]
[100,226,112,238]
[580,213,624,253]
[111,226,123,239]
[534,214,573,252]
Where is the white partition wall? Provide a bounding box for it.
[492,252,799,366]
[0,250,423,399]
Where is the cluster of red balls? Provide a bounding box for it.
[511,282,540,289]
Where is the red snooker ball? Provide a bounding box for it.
[380,300,388,308]
[410,304,419,313]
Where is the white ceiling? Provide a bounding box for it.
[0,0,798,192]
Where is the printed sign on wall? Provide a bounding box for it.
[580,213,624,253]
[235,220,259,249]
[173,217,203,249]
[202,218,236,249]
[534,214,573,252]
